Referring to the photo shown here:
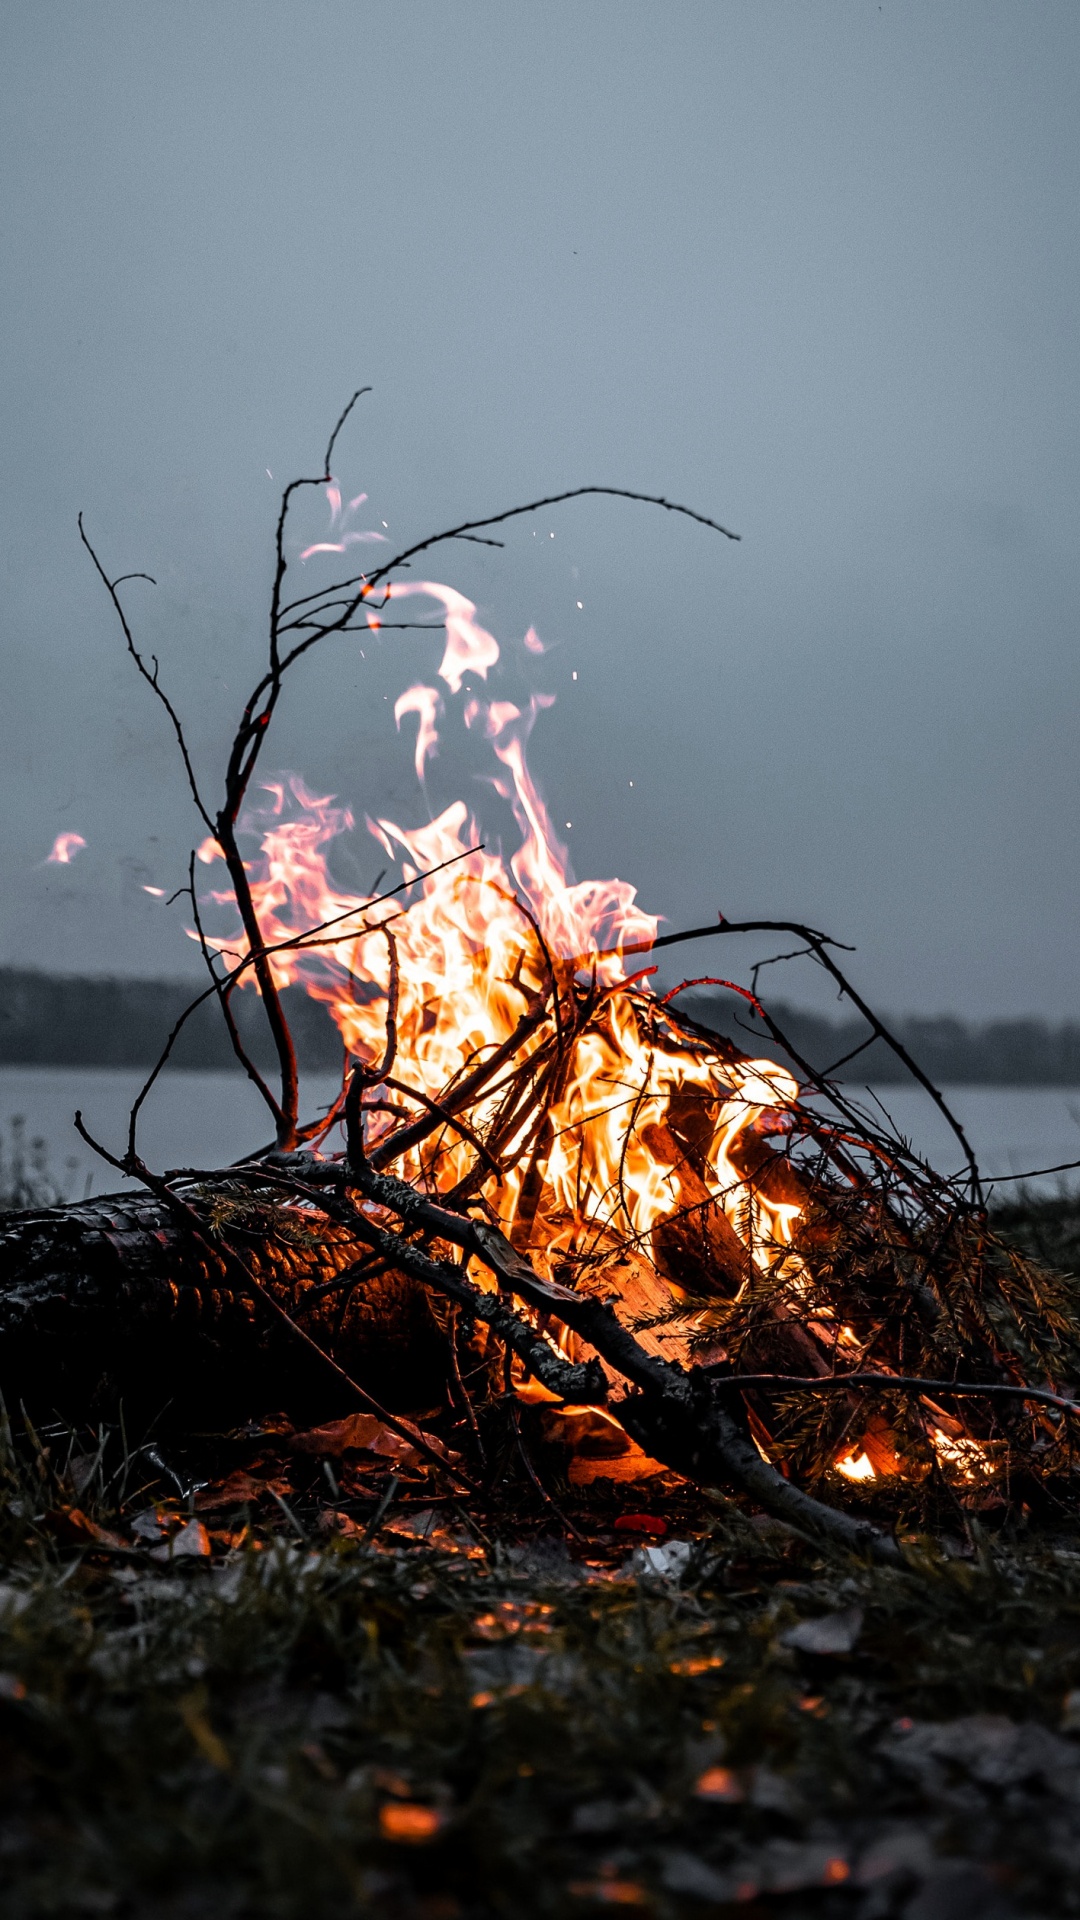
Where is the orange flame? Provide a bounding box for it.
[202,575,807,1308]
[198,559,916,1476]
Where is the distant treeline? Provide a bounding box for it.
[0,969,343,1073]
[1,968,1080,1085]
[672,988,1080,1086]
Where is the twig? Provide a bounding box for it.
[705,1370,1080,1419]
[622,917,984,1206]
[510,1402,585,1541]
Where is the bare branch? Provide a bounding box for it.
[78,516,214,835]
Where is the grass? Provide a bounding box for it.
[3,1417,1080,1915]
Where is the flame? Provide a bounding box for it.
[46,832,86,864]
[299,482,388,560]
[386,582,501,692]
[394,685,443,782]
[196,553,993,1486]
[201,573,808,1329]
[835,1451,876,1482]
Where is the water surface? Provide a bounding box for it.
[2,1067,1078,1203]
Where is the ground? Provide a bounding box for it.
[2,1195,1080,1918]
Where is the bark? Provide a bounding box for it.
[0,1189,448,1425]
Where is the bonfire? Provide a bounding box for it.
[5,390,1080,1564]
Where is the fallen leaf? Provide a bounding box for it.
[378,1801,443,1843]
[567,1879,648,1906]
[854,1827,935,1885]
[0,1672,27,1701]
[755,1840,850,1893]
[291,1414,420,1463]
[150,1519,211,1562]
[670,1653,725,1677]
[291,1413,459,1469]
[695,1765,744,1803]
[462,1643,562,1695]
[660,1853,732,1902]
[194,1472,267,1510]
[883,1713,1080,1790]
[624,1540,694,1580]
[781,1607,863,1655]
[44,1508,127,1551]
[385,1509,478,1555]
[471,1601,554,1639]
[130,1510,166,1542]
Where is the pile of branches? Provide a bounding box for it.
[5,392,1080,1566]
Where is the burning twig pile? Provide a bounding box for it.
[8,391,1080,1563]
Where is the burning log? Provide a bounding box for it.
[10,393,1079,1563]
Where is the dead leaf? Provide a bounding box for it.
[781,1607,863,1655]
[854,1827,936,1885]
[193,1471,268,1510]
[671,1653,725,1677]
[130,1510,166,1542]
[150,1519,211,1562]
[755,1842,848,1893]
[566,1879,648,1906]
[384,1509,479,1555]
[624,1540,694,1580]
[44,1508,126,1551]
[883,1713,1080,1791]
[694,1764,744,1803]
[378,1801,443,1843]
[660,1853,733,1902]
[291,1413,420,1463]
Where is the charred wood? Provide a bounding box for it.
[0,1189,449,1425]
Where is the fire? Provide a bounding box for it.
[200,681,806,1306]
[46,832,86,865]
[835,1451,876,1483]
[197,541,986,1485]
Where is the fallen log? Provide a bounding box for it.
[0,1187,451,1425]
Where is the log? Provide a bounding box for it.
[0,1189,450,1425]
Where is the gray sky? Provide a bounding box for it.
[2,1,1079,1019]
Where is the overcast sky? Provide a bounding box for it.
[2,2,1079,1019]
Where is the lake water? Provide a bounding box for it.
[3,1065,1080,1204]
